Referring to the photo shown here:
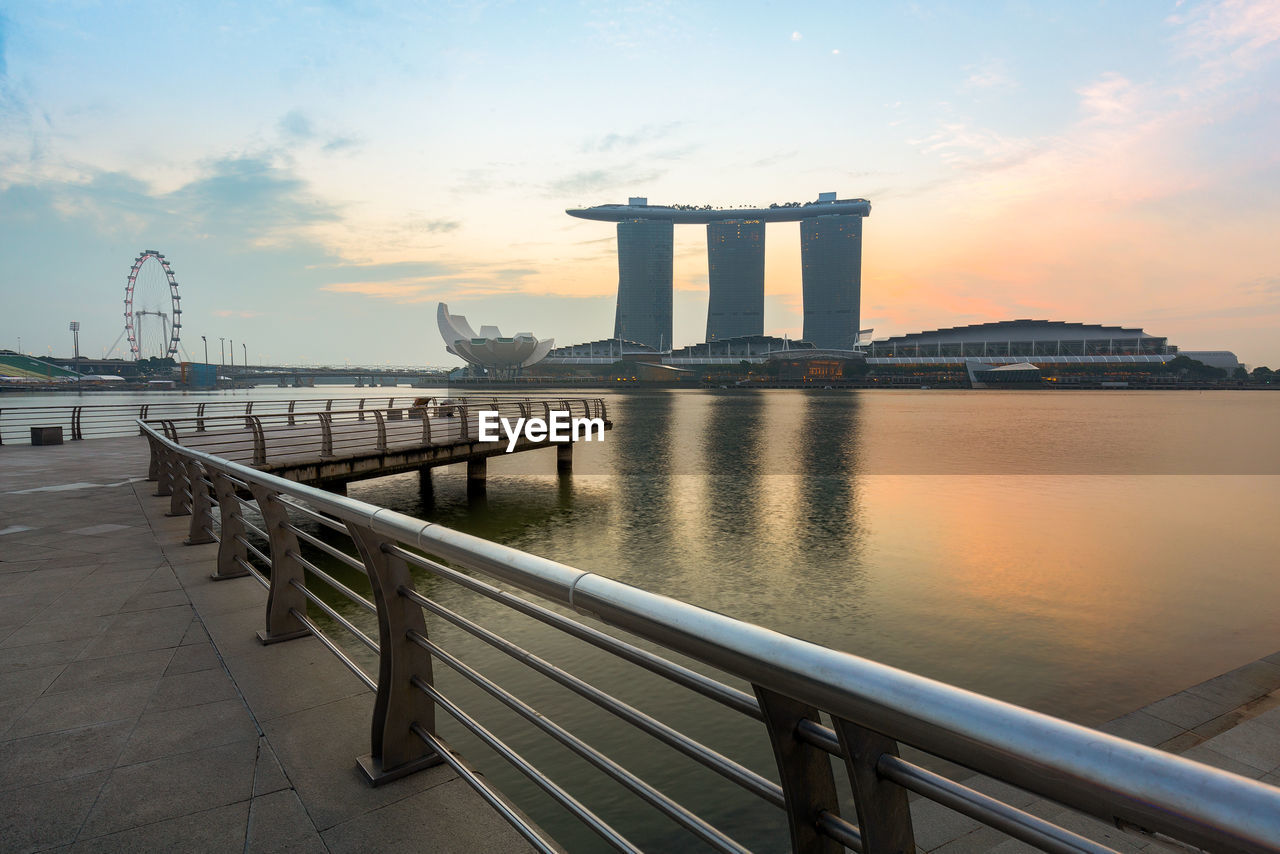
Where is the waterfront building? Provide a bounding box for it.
[864,320,1177,359]
[614,218,673,351]
[567,193,871,350]
[436,303,554,377]
[800,215,863,349]
[706,220,765,341]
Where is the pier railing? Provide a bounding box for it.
[140,419,1280,853]
[144,398,608,467]
[0,393,582,445]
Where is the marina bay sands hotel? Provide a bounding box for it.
[566,192,870,351]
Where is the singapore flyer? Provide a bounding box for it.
[123,249,183,360]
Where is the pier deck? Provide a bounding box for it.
[0,436,529,853]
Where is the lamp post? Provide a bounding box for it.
[230,339,234,369]
[201,335,208,364]
[69,322,80,390]
[242,342,247,368]
[219,337,225,366]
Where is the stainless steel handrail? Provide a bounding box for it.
[139,419,1280,853]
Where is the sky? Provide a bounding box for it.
[1,0,1277,367]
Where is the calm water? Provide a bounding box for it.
[339,389,1279,851]
[18,386,1279,850]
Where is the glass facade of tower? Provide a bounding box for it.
[800,215,862,349]
[614,219,673,351]
[705,220,765,341]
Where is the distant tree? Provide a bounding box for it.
[1159,355,1227,380]
[1251,366,1275,384]
[1233,366,1250,380]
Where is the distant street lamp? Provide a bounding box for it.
[201,335,208,364]
[219,337,225,366]
[69,322,80,389]
[230,339,234,369]
[242,342,247,367]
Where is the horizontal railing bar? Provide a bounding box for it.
[287,608,376,691]
[233,556,270,589]
[408,712,618,854]
[287,578,378,654]
[288,525,368,574]
[409,631,750,854]
[796,718,843,755]
[287,550,376,614]
[878,755,1118,854]
[386,545,761,720]
[278,499,354,534]
[815,811,863,852]
[233,534,272,569]
[400,586,784,808]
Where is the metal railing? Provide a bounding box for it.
[145,398,608,468]
[0,393,594,445]
[141,419,1280,853]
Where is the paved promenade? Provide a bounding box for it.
[1,436,527,853]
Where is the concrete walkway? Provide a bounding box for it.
[0,436,528,853]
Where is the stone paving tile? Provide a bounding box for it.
[199,604,270,659]
[117,697,260,766]
[0,696,35,738]
[1185,660,1280,710]
[77,604,193,659]
[931,825,1013,854]
[0,771,108,854]
[8,677,155,739]
[1142,690,1231,730]
[163,640,220,675]
[252,736,292,797]
[260,693,454,831]
[79,738,258,838]
[0,637,92,673]
[70,801,249,854]
[909,798,984,851]
[1199,719,1280,773]
[0,662,67,699]
[0,720,133,791]
[322,775,531,854]
[180,615,210,646]
[1,614,114,650]
[145,664,241,712]
[225,636,369,723]
[47,647,175,694]
[1095,710,1185,747]
[245,788,326,854]
[1178,743,1268,779]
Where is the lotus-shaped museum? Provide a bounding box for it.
[437,303,554,372]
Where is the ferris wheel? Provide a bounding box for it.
[124,249,183,360]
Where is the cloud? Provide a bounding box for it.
[581,121,682,154]
[1169,0,1280,76]
[277,109,362,155]
[213,309,262,318]
[791,31,802,42]
[962,58,1015,92]
[546,165,665,197]
[1076,72,1140,121]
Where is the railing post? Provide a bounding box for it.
[168,453,190,517]
[196,402,206,432]
[287,400,296,426]
[250,484,310,644]
[754,686,844,853]
[348,524,442,785]
[319,413,334,458]
[146,435,161,481]
[834,718,915,854]
[154,445,175,497]
[71,406,83,440]
[138,404,149,434]
[211,472,251,580]
[374,409,387,451]
[459,404,470,441]
[420,408,432,445]
[358,398,367,421]
[247,415,267,466]
[185,460,217,545]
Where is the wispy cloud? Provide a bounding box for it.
[546,165,664,197]
[1169,0,1280,76]
[581,121,683,154]
[790,31,802,42]
[962,58,1015,92]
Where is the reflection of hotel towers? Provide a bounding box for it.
[568,193,870,351]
